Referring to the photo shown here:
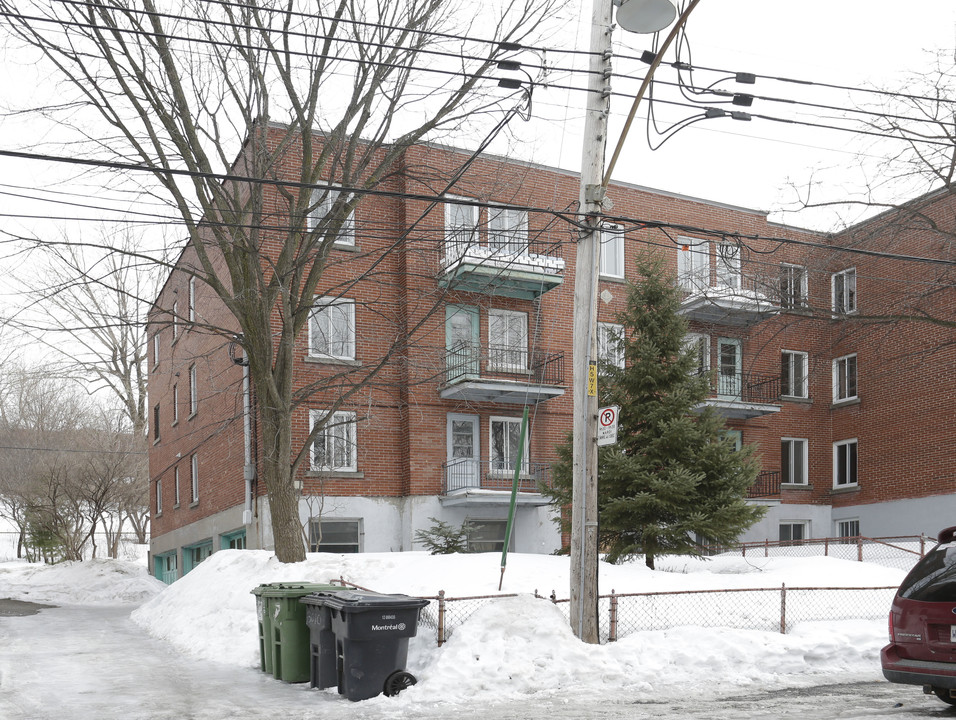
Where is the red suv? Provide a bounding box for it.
[882,526,956,705]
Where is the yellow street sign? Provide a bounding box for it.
[588,362,597,397]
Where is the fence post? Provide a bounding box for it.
[437,590,446,647]
[764,539,769,558]
[780,584,787,634]
[857,536,863,562]
[824,537,829,557]
[921,535,926,557]
[609,589,618,643]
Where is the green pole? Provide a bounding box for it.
[499,405,530,591]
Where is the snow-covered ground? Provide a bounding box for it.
[0,547,914,718]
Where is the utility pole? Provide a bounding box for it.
[570,0,613,644]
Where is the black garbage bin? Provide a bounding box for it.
[315,589,429,701]
[300,592,339,690]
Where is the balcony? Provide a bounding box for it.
[679,284,780,327]
[747,471,781,499]
[440,459,553,507]
[699,373,781,419]
[438,244,565,300]
[438,343,565,405]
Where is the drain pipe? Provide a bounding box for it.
[242,354,255,526]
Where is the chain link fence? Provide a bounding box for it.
[404,536,924,646]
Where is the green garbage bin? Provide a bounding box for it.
[251,582,340,683]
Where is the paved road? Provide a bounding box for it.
[2,604,954,720]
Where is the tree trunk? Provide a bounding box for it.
[259,401,305,563]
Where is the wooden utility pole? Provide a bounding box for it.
[570,0,612,644]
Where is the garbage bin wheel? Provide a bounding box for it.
[383,670,417,697]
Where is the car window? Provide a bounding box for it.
[899,544,956,601]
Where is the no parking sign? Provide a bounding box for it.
[597,405,619,446]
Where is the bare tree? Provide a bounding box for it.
[0,0,562,561]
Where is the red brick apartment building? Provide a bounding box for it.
[147,128,956,582]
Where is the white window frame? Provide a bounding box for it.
[781,350,808,399]
[188,276,196,323]
[444,200,479,265]
[172,383,179,425]
[837,518,860,540]
[152,404,160,443]
[488,309,528,371]
[171,300,179,343]
[599,225,624,279]
[487,206,528,256]
[190,453,199,504]
[309,186,355,245]
[174,465,181,507]
[308,518,362,553]
[833,353,858,402]
[781,437,808,485]
[597,322,625,369]
[152,333,160,368]
[677,238,710,291]
[832,268,857,314]
[188,364,198,417]
[310,409,358,472]
[833,438,858,488]
[489,415,530,475]
[309,297,356,361]
[156,478,162,515]
[683,333,710,376]
[465,519,514,553]
[715,242,741,289]
[780,264,808,309]
[779,521,808,544]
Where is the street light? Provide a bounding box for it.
[570,0,688,644]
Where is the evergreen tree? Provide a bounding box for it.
[547,251,764,569]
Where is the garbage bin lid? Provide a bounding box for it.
[320,589,429,611]
[251,582,342,598]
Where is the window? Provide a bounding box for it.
[308,519,361,553]
[834,439,858,487]
[171,383,179,425]
[311,410,357,472]
[155,552,178,585]
[444,201,479,264]
[488,309,528,370]
[173,466,181,507]
[309,187,355,245]
[221,529,247,550]
[152,404,160,442]
[781,350,808,398]
[490,416,529,474]
[182,541,212,574]
[715,242,740,289]
[188,276,196,323]
[599,225,624,279]
[683,333,710,376]
[487,207,528,255]
[677,239,710,291]
[309,297,355,361]
[833,354,858,402]
[781,438,808,485]
[152,333,160,368]
[465,519,513,553]
[832,268,857,314]
[780,264,808,309]
[155,478,162,515]
[171,300,179,342]
[190,453,199,503]
[189,364,198,417]
[597,322,625,369]
[779,522,807,545]
[837,519,860,541]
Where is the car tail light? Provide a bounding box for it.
[888,611,895,643]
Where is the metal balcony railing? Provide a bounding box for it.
[441,459,553,494]
[444,343,565,386]
[712,372,781,404]
[747,470,781,499]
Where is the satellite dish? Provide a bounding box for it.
[614,0,677,34]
